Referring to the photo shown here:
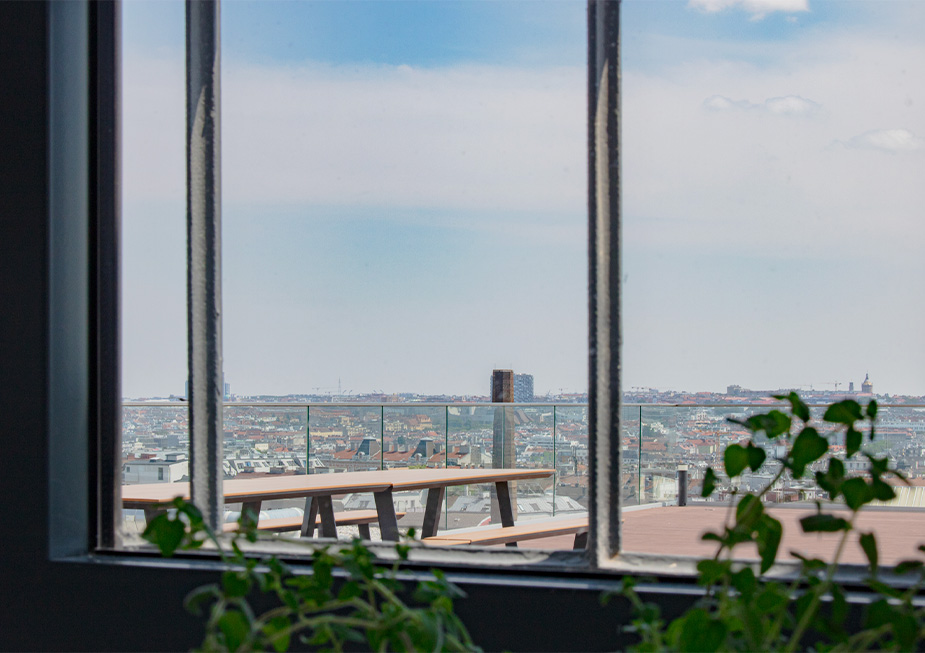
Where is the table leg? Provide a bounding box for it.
[316,495,338,539]
[142,506,162,528]
[573,531,589,550]
[374,489,400,541]
[495,481,518,548]
[357,523,372,540]
[241,501,262,530]
[300,497,318,538]
[421,487,446,538]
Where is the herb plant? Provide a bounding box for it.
[619,394,925,652]
[143,499,479,652]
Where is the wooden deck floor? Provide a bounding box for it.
[510,505,925,566]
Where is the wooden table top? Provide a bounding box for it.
[121,467,555,507]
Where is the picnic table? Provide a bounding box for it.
[122,467,555,541]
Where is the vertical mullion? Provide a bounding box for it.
[92,0,122,550]
[186,0,223,530]
[587,0,622,564]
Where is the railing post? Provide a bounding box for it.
[638,405,643,505]
[306,405,311,474]
[380,405,384,470]
[553,405,557,516]
[678,464,688,507]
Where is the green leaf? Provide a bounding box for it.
[773,392,811,423]
[866,579,904,600]
[792,552,827,572]
[217,610,250,652]
[790,427,828,478]
[841,477,872,511]
[736,494,764,530]
[893,613,919,651]
[815,458,846,497]
[142,513,186,557]
[865,599,896,629]
[866,399,878,420]
[702,467,718,498]
[746,442,766,472]
[262,616,291,653]
[871,478,896,502]
[337,581,362,601]
[731,566,757,597]
[725,444,749,478]
[867,455,889,476]
[893,560,923,575]
[696,559,730,586]
[845,427,863,458]
[755,583,788,613]
[801,513,850,533]
[221,571,251,598]
[824,400,863,426]
[859,532,878,573]
[756,515,782,574]
[183,585,219,616]
[731,410,792,439]
[676,609,727,653]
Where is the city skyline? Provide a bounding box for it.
[122,1,925,398]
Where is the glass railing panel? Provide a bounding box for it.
[507,406,556,522]
[550,404,589,529]
[121,403,189,535]
[439,405,495,534]
[307,405,382,474]
[221,405,309,529]
[381,405,447,470]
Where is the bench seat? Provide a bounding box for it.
[421,516,588,549]
[223,510,404,538]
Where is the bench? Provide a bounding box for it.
[421,516,589,549]
[223,510,405,540]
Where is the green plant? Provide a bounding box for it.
[617,394,925,652]
[143,500,479,652]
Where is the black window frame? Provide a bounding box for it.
[49,0,899,607]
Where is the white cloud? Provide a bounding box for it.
[764,95,820,116]
[844,128,925,153]
[702,94,820,115]
[703,94,751,111]
[688,0,810,20]
[123,55,585,218]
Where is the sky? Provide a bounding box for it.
[121,0,925,398]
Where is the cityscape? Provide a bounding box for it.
[122,371,925,542]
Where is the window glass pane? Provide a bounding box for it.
[120,0,189,540]
[120,0,590,554]
[621,0,925,560]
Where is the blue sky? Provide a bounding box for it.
[122,0,925,398]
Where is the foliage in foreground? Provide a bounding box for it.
[616,394,925,652]
[143,500,479,652]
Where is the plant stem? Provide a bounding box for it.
[784,513,856,653]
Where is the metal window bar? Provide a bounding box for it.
[587,0,622,564]
[186,0,224,530]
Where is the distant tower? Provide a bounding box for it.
[849,381,855,393]
[861,373,873,394]
[513,374,534,402]
[488,371,535,402]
